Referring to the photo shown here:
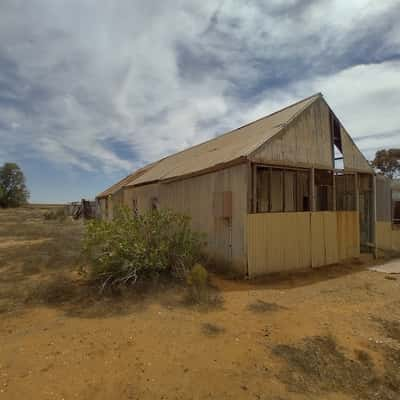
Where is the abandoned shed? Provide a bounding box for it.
[375,177,400,256]
[97,93,397,277]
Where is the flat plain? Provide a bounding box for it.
[1,207,399,400]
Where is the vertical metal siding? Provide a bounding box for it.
[247,211,360,277]
[376,222,400,255]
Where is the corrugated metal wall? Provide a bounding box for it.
[376,222,400,255]
[123,164,249,275]
[247,211,360,276]
[251,98,334,169]
[376,175,392,222]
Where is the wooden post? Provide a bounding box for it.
[247,161,253,214]
[310,168,316,211]
[252,164,257,213]
[332,171,336,211]
[269,167,272,212]
[355,173,360,213]
[372,174,377,258]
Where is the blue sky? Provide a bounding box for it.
[1,0,399,203]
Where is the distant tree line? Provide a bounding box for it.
[371,149,400,179]
[0,162,29,208]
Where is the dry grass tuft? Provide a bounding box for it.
[273,335,400,399]
[374,318,400,342]
[247,300,287,313]
[25,275,81,305]
[201,322,225,337]
[0,207,84,313]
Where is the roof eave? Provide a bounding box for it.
[126,156,248,188]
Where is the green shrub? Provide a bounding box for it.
[83,207,205,291]
[186,263,209,303]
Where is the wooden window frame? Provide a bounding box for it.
[253,164,311,214]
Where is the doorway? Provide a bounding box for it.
[359,174,374,252]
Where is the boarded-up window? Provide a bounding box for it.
[213,191,232,218]
[270,169,283,212]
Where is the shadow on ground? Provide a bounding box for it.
[272,334,400,400]
[211,262,368,294]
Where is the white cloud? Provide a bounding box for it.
[0,0,399,175]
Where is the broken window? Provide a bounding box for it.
[284,170,296,211]
[330,111,344,169]
[270,169,283,212]
[315,170,334,211]
[336,173,356,211]
[255,166,310,213]
[297,171,310,211]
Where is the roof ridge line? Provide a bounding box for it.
[233,92,322,133]
[244,93,322,157]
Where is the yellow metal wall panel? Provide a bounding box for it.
[297,213,312,268]
[392,229,400,252]
[248,211,359,276]
[323,212,339,265]
[337,211,360,259]
[247,212,312,276]
[376,222,392,255]
[375,222,400,256]
[311,212,325,267]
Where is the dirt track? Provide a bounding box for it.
[1,208,400,399]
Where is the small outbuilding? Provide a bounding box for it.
[375,177,400,256]
[97,93,398,277]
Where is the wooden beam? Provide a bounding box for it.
[252,165,257,213]
[332,172,336,211]
[247,161,253,214]
[372,174,377,258]
[355,173,360,212]
[310,168,316,211]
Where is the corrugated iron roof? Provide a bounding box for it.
[97,162,157,198]
[97,93,321,197]
[127,93,321,186]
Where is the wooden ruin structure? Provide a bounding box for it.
[97,93,399,276]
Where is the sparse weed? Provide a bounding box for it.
[186,264,209,303]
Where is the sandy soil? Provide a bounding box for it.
[1,207,400,400]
